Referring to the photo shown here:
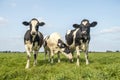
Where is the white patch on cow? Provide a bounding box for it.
[33,42,40,51]
[82,21,88,26]
[25,42,31,69]
[58,43,61,46]
[73,29,79,39]
[76,46,80,66]
[31,20,38,34]
[67,30,71,35]
[25,40,32,52]
[44,32,72,63]
[26,59,30,69]
[69,29,79,48]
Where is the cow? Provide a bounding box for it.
[65,19,97,66]
[43,32,73,63]
[22,18,45,69]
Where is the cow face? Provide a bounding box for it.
[80,19,97,36]
[22,18,45,36]
[57,39,73,60]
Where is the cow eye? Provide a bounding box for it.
[61,44,65,48]
[58,43,65,48]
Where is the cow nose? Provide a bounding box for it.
[32,32,36,35]
[82,31,87,35]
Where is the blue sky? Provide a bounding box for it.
[0,0,120,52]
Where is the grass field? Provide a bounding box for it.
[0,52,120,80]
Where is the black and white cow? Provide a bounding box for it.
[65,19,97,66]
[43,32,73,63]
[22,18,45,69]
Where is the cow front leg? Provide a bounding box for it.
[44,49,47,61]
[50,50,54,63]
[48,51,51,62]
[57,52,60,63]
[25,47,31,69]
[85,42,89,65]
[85,50,89,65]
[33,51,38,66]
[76,46,80,66]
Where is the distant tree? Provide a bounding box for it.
[106,50,113,53]
[116,50,119,52]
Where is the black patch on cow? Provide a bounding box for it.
[57,39,66,48]
[43,40,47,48]
[57,39,71,54]
[73,24,80,28]
[22,21,29,26]
[75,29,82,46]
[24,30,43,47]
[75,27,90,46]
[34,54,36,60]
[39,22,45,26]
[90,22,97,27]
[64,47,71,54]
[65,29,75,45]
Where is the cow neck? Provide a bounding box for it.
[30,34,38,42]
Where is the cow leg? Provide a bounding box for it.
[85,43,89,65]
[76,46,80,66]
[33,50,38,66]
[45,50,50,62]
[57,52,60,63]
[44,49,47,61]
[25,46,31,69]
[50,50,54,63]
[48,51,50,62]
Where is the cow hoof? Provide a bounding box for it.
[58,60,60,63]
[86,62,89,65]
[25,66,29,69]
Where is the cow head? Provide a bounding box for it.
[57,39,73,61]
[22,18,45,36]
[73,19,97,38]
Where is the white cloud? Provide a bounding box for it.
[100,27,120,34]
[0,17,8,26]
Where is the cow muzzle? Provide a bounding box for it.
[82,31,87,35]
[31,32,37,35]
[67,53,73,62]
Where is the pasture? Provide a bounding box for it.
[0,52,120,80]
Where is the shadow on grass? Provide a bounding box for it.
[37,57,94,66]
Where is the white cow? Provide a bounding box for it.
[43,32,73,63]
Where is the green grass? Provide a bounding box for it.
[0,52,120,80]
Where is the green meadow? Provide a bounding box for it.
[0,52,120,80]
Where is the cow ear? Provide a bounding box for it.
[90,21,97,27]
[73,24,80,28]
[22,21,29,26]
[39,22,45,26]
